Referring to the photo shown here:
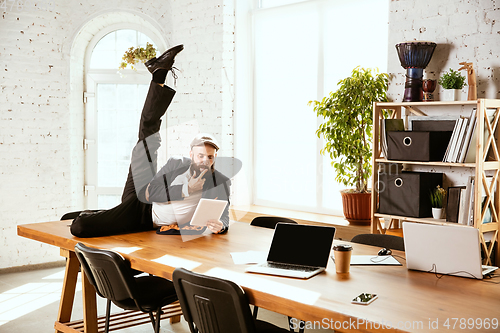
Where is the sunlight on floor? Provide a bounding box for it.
[0,269,80,326]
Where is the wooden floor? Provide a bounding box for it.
[1,267,333,333]
[230,205,371,241]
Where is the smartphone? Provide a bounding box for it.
[351,293,378,305]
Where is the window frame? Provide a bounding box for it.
[83,25,166,209]
[235,0,388,216]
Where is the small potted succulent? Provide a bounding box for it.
[430,185,446,219]
[119,42,157,70]
[438,68,466,101]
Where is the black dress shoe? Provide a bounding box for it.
[145,44,184,74]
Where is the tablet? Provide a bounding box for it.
[190,198,228,226]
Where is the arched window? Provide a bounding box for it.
[84,29,160,209]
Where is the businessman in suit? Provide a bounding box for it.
[69,45,230,237]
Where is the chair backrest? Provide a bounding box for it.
[350,234,405,251]
[172,268,256,333]
[250,216,297,229]
[74,243,137,303]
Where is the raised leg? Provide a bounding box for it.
[121,82,176,204]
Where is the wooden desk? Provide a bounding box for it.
[18,221,500,333]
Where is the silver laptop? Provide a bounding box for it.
[246,223,336,279]
[403,222,498,279]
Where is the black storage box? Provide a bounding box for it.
[378,171,443,218]
[387,131,452,161]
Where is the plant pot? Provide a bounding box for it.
[432,207,443,219]
[441,89,461,101]
[340,191,371,225]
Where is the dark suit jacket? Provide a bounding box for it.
[146,156,231,232]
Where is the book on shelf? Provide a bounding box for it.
[481,199,492,224]
[459,176,474,225]
[443,118,462,162]
[464,108,497,163]
[466,178,475,226]
[458,188,468,225]
[447,176,494,226]
[442,119,459,162]
[451,117,469,163]
[408,116,457,131]
[458,108,477,163]
[480,175,495,225]
[381,119,404,158]
[380,119,386,158]
[446,186,466,223]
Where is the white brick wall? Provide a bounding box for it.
[386,1,500,215]
[0,0,235,269]
[388,0,500,101]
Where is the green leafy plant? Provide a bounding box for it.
[430,185,447,208]
[309,67,389,193]
[438,68,467,89]
[119,42,157,70]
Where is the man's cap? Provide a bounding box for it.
[190,133,219,151]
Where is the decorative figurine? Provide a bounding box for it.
[395,41,437,102]
[458,62,477,101]
[422,79,437,102]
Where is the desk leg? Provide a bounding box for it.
[81,270,98,333]
[55,249,80,333]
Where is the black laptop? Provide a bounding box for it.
[246,223,336,279]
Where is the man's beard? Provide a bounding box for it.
[190,162,213,176]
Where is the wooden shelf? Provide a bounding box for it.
[371,99,500,265]
[376,100,479,107]
[374,213,474,227]
[376,159,499,170]
[375,158,476,168]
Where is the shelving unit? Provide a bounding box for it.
[371,99,500,265]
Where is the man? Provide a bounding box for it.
[69,45,230,237]
[146,134,230,233]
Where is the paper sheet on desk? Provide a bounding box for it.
[230,251,267,265]
[332,255,402,266]
[152,254,202,270]
[111,247,142,254]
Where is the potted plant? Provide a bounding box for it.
[438,68,466,101]
[309,67,389,224]
[430,185,446,219]
[119,42,157,70]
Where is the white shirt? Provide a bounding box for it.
[152,169,203,228]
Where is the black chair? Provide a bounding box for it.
[74,243,179,333]
[172,267,289,333]
[250,216,297,229]
[350,233,405,251]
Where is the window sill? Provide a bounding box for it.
[230,205,370,241]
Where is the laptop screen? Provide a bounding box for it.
[267,223,336,267]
